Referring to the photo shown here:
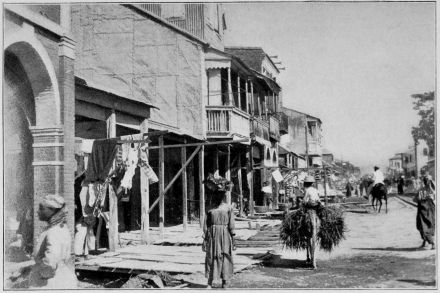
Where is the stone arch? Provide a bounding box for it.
[266,148,271,161]
[4,26,62,247]
[5,31,61,126]
[272,150,277,163]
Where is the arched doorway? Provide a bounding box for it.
[4,50,36,246]
[4,38,61,250]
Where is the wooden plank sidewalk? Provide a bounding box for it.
[76,245,266,275]
[76,220,281,276]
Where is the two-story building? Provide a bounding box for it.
[280,108,323,169]
[222,47,283,210]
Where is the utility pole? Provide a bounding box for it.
[414,140,418,177]
[305,118,309,170]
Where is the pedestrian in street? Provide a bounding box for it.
[398,175,405,195]
[303,176,321,204]
[415,174,435,250]
[261,181,272,208]
[346,180,354,198]
[203,189,236,288]
[27,194,77,288]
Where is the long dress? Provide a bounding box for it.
[204,203,235,282]
[416,186,435,245]
[28,223,78,288]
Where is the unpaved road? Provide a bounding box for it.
[75,195,436,289]
[228,196,436,289]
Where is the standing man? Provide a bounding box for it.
[398,175,405,195]
[261,182,272,208]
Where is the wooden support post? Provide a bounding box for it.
[108,183,118,252]
[148,146,201,214]
[323,166,328,206]
[247,145,254,216]
[159,135,165,239]
[214,146,219,177]
[237,76,241,110]
[264,95,268,120]
[106,109,117,250]
[228,67,233,106]
[257,92,262,117]
[250,82,255,116]
[237,152,243,216]
[106,109,116,138]
[274,174,279,210]
[226,144,231,204]
[188,153,195,223]
[182,139,188,232]
[199,145,205,228]
[140,120,149,244]
[245,81,249,114]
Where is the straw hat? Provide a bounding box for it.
[304,175,315,183]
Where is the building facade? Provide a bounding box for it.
[4,4,76,248]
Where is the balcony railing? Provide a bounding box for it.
[252,117,269,141]
[206,106,250,139]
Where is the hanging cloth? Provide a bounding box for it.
[138,144,159,184]
[85,138,119,182]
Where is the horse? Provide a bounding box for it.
[305,209,320,269]
[371,183,388,213]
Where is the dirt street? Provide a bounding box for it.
[229,196,436,289]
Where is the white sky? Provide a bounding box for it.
[223,2,436,170]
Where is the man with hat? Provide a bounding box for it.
[365,166,384,199]
[26,194,77,288]
[303,175,321,204]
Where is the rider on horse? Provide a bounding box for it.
[369,166,385,197]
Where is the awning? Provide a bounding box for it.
[205,48,231,69]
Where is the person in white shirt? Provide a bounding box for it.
[369,166,385,200]
[372,166,385,187]
[303,176,321,204]
[261,182,272,207]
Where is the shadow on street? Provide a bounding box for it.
[353,247,425,252]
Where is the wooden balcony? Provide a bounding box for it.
[275,112,289,135]
[206,106,250,139]
[268,115,280,141]
[252,117,269,141]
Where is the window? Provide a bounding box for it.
[423,148,428,156]
[162,4,186,20]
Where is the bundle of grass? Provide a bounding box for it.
[280,203,346,252]
[316,205,347,252]
[280,208,309,251]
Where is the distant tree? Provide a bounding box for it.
[411,91,435,154]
